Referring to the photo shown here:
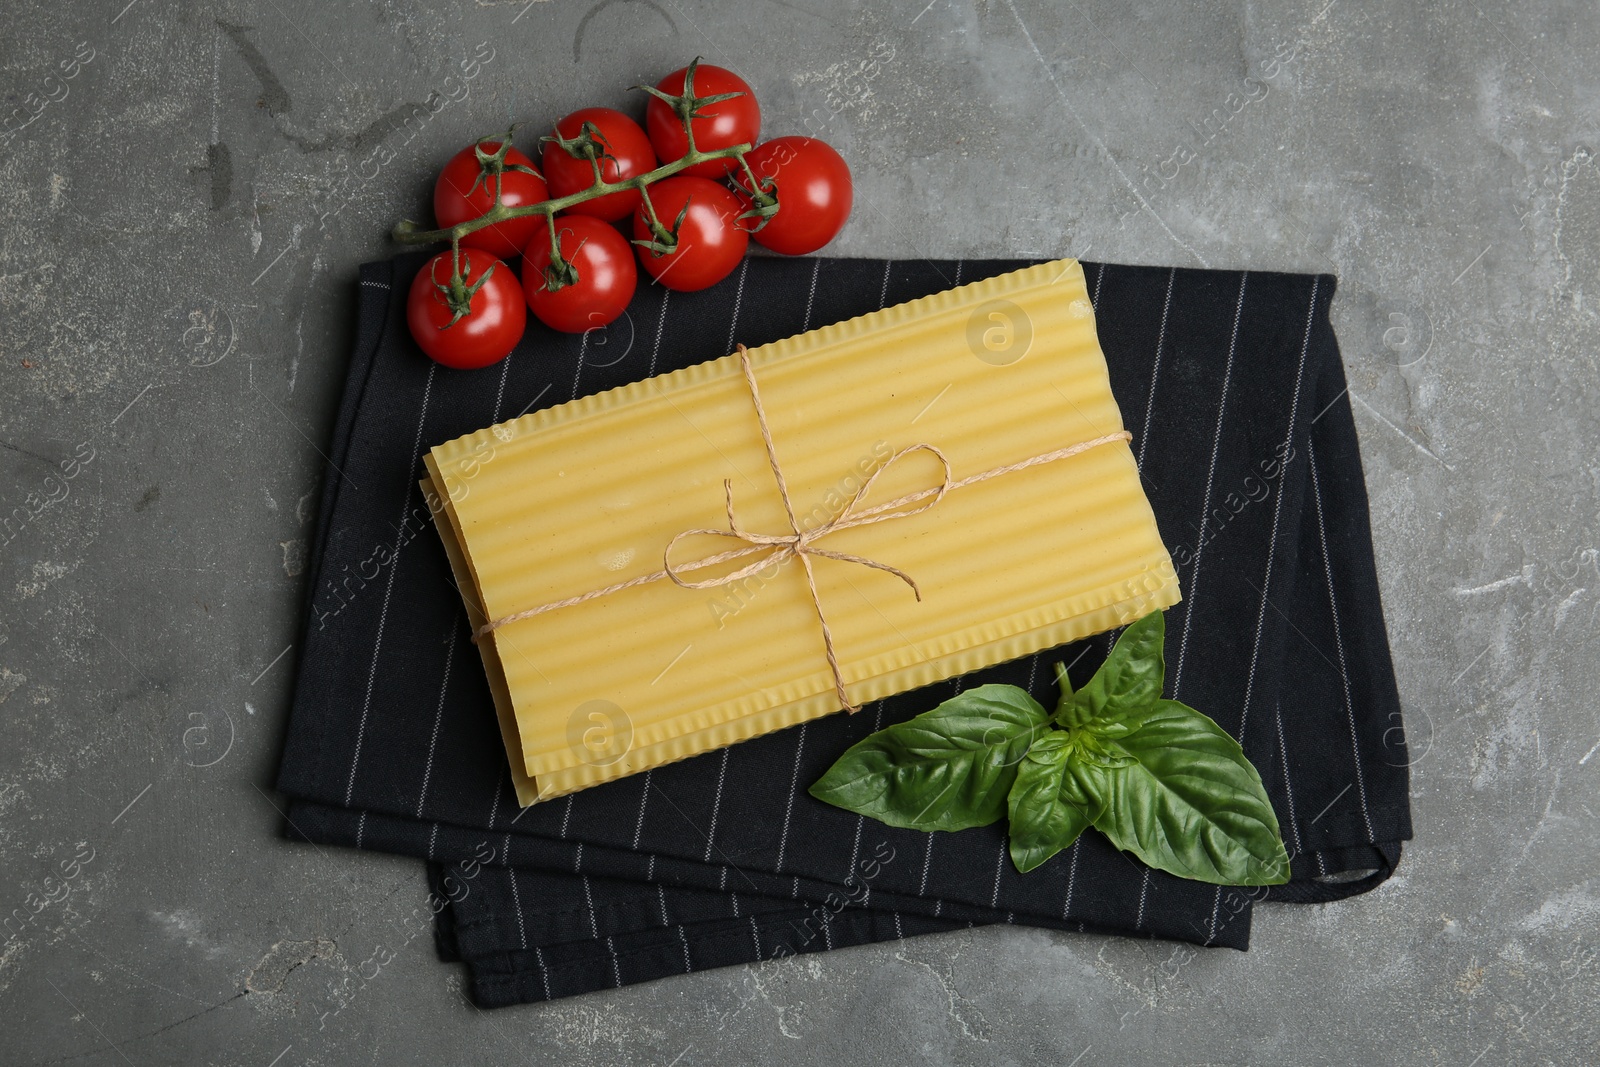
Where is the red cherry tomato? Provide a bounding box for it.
[433,140,548,260]
[645,62,760,179]
[406,248,526,369]
[632,177,748,292]
[542,107,657,222]
[522,216,638,334]
[738,137,854,256]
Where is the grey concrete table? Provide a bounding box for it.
[3,1,1596,1063]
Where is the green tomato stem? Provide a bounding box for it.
[410,57,756,316]
[734,153,776,208]
[393,142,753,248]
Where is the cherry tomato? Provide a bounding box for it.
[738,136,854,256]
[632,177,748,292]
[522,216,638,333]
[542,107,657,222]
[406,248,526,369]
[433,140,549,260]
[645,62,760,179]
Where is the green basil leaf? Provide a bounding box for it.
[1071,730,1138,769]
[1006,733,1103,872]
[1084,700,1290,885]
[809,685,1050,831]
[1061,609,1166,726]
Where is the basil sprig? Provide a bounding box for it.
[809,611,1291,886]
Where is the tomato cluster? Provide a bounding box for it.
[404,60,854,370]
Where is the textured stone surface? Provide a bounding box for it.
[2,0,1597,1063]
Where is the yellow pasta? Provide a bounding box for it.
[426,259,1179,805]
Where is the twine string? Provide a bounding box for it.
[475,343,1132,713]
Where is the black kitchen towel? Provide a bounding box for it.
[274,254,1411,1006]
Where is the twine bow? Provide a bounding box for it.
[660,346,954,711]
[476,343,1132,713]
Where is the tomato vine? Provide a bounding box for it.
[393,58,778,297]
